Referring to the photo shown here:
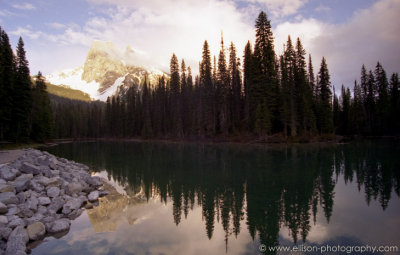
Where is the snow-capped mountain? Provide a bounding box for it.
[46,41,166,101]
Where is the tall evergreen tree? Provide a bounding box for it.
[252,11,278,134]
[200,41,215,136]
[295,38,315,134]
[243,41,253,129]
[229,42,242,131]
[0,27,15,141]
[169,53,183,137]
[13,37,32,142]
[389,73,399,134]
[217,34,230,135]
[317,57,333,134]
[374,62,389,134]
[30,72,53,141]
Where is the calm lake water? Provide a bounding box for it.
[33,140,400,255]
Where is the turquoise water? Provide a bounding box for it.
[32,140,400,255]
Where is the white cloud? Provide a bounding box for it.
[11,27,41,39]
[248,0,308,17]
[12,2,36,10]
[311,0,400,88]
[22,0,400,90]
[47,22,67,29]
[34,0,254,74]
[315,5,331,12]
[273,18,325,56]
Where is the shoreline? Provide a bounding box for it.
[40,135,400,148]
[0,149,109,255]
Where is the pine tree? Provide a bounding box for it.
[243,41,253,130]
[0,27,15,141]
[281,36,297,136]
[295,38,315,134]
[317,57,333,134]
[13,37,32,142]
[253,11,278,133]
[389,73,399,134]
[200,41,215,136]
[332,87,340,133]
[217,34,230,135]
[30,72,53,141]
[229,42,242,131]
[351,80,365,134]
[365,70,376,134]
[169,53,183,137]
[374,62,389,134]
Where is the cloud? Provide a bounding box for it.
[315,5,331,12]
[11,27,42,39]
[36,0,254,74]
[273,18,325,56]
[12,2,36,10]
[47,22,67,29]
[310,0,400,88]
[248,0,308,17]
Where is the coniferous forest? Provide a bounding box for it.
[1,11,399,143]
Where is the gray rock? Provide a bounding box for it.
[0,227,12,239]
[0,184,14,193]
[5,206,20,216]
[8,217,25,229]
[88,191,99,202]
[62,198,83,214]
[37,206,47,215]
[18,207,33,218]
[99,190,109,197]
[45,177,60,187]
[0,192,18,205]
[12,178,30,193]
[15,174,33,182]
[26,197,38,211]
[16,192,27,204]
[20,162,40,175]
[48,197,64,213]
[27,222,46,241]
[0,202,8,214]
[5,226,28,255]
[46,186,60,198]
[38,197,50,206]
[0,179,5,184]
[67,183,83,194]
[67,209,83,220]
[35,176,49,186]
[25,213,44,226]
[0,215,8,225]
[47,218,70,233]
[0,165,17,181]
[29,180,44,193]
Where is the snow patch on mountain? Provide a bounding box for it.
[45,40,168,101]
[98,74,127,101]
[46,66,100,99]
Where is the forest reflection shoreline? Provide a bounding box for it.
[44,139,400,253]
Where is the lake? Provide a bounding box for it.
[32,140,400,255]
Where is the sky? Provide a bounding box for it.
[0,0,399,90]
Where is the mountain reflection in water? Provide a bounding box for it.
[34,140,400,255]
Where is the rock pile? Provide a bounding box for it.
[0,149,108,255]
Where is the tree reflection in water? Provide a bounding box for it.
[46,140,400,253]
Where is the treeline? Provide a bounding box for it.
[2,10,400,142]
[104,11,400,140]
[333,65,400,135]
[0,27,53,142]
